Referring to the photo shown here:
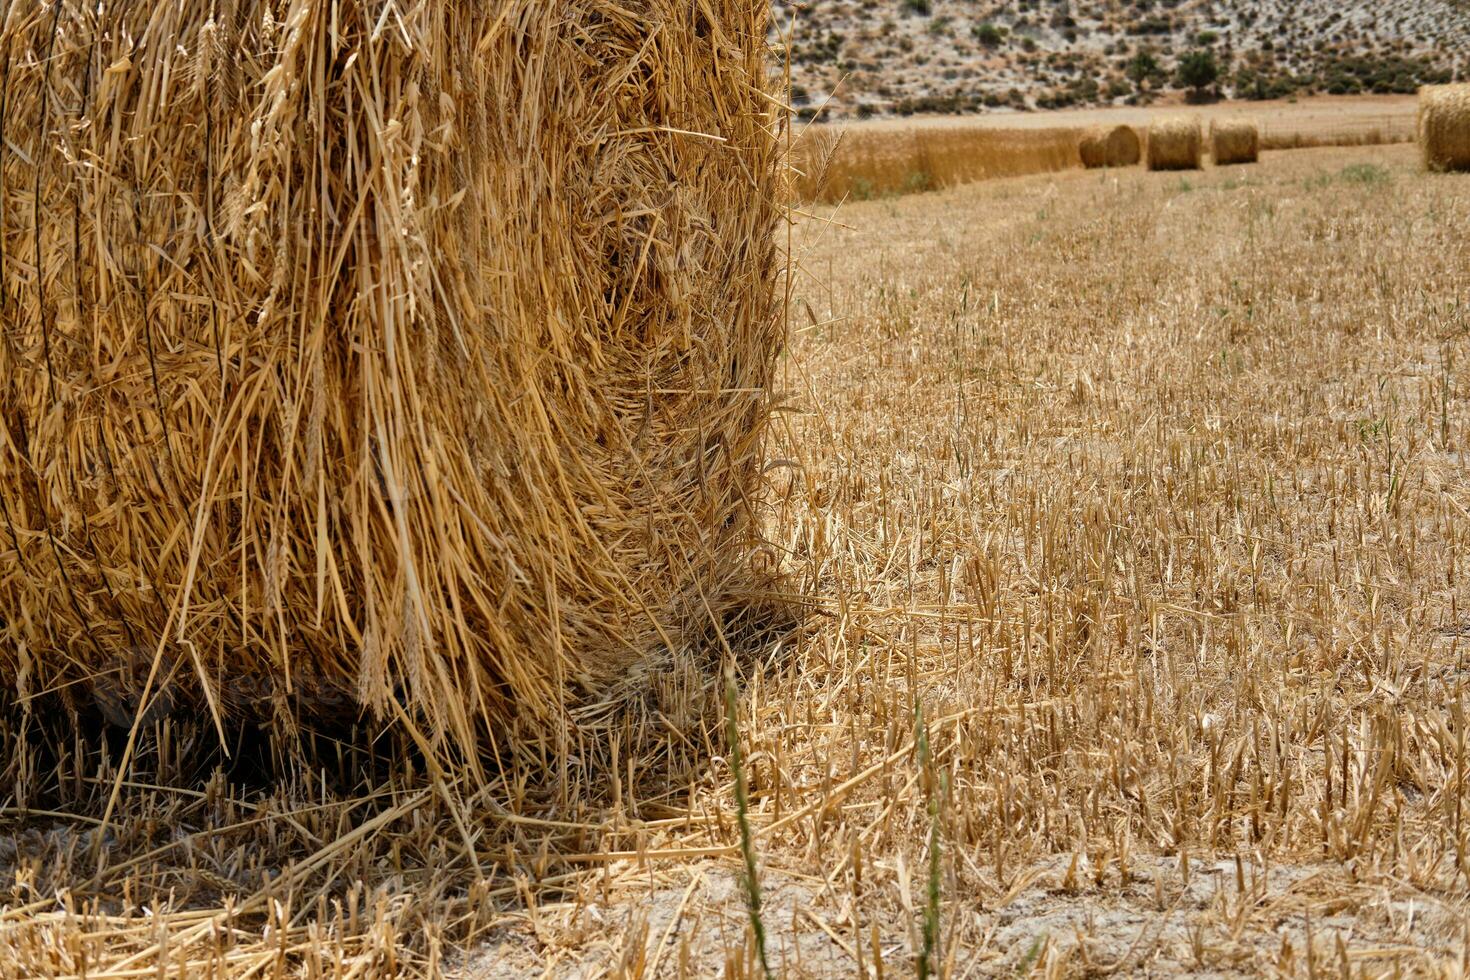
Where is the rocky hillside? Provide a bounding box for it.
[775,0,1470,119]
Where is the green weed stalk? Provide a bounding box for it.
[726,669,772,979]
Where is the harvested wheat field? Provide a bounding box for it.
[5,138,1470,977]
[798,96,1425,202]
[471,143,1470,974]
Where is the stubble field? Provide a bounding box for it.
[475,141,1470,976]
[4,144,1470,978]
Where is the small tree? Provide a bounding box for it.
[1176,49,1220,101]
[1126,48,1161,93]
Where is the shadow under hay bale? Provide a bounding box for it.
[1418,83,1470,172]
[1146,116,1204,171]
[1079,125,1142,169]
[0,580,802,974]
[0,1,786,767]
[1210,118,1261,165]
[1,581,802,807]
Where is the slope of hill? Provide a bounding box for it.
[776,0,1470,119]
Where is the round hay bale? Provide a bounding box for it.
[1210,118,1260,165]
[1079,125,1142,168]
[1418,83,1470,172]
[0,2,783,753]
[1146,116,1204,171]
[1079,130,1109,168]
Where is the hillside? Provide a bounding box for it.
[776,0,1470,119]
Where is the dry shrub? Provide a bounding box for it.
[0,1,783,756]
[1146,116,1203,171]
[1418,83,1470,171]
[1079,125,1142,168]
[796,124,1081,201]
[1210,118,1261,165]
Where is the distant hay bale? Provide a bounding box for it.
[1079,125,1142,168]
[1210,119,1260,165]
[1079,133,1107,169]
[1418,84,1470,172]
[0,2,783,753]
[1146,116,1204,171]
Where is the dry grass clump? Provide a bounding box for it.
[794,124,1080,201]
[0,2,784,756]
[1418,83,1470,171]
[1079,124,1142,168]
[1210,118,1261,164]
[1147,115,1204,170]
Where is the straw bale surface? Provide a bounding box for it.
[1210,119,1261,165]
[1079,125,1141,168]
[0,2,782,750]
[1146,117,1203,171]
[1418,84,1470,171]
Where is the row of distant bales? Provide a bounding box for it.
[1082,84,1470,174]
[1080,117,1256,171]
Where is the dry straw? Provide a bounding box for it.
[1418,83,1470,171]
[0,1,783,757]
[1210,118,1260,165]
[1078,125,1141,169]
[1146,116,1203,171]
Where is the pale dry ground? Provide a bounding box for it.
[462,143,1470,977]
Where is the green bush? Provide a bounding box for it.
[1127,48,1163,90]
[972,22,1007,46]
[1175,49,1219,98]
